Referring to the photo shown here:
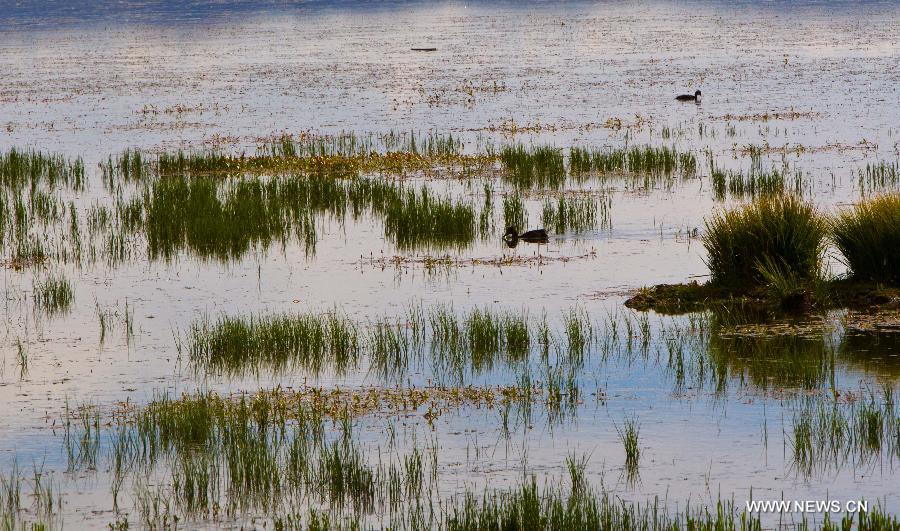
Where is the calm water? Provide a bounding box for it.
[1,1,899,528]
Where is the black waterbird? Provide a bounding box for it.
[503,226,549,243]
[675,90,702,102]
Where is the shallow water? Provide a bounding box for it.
[1,1,900,528]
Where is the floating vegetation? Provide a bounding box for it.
[363,250,602,277]
[703,195,826,288]
[734,140,877,157]
[0,147,85,191]
[715,110,822,122]
[831,193,900,285]
[32,273,74,315]
[100,132,485,182]
[125,385,541,425]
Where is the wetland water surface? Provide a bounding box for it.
[1,1,900,529]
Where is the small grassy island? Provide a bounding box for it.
[626,193,900,316]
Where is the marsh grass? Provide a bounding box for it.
[100,132,483,183]
[0,463,63,530]
[14,339,28,380]
[0,148,85,191]
[502,145,695,190]
[96,303,113,345]
[186,304,614,381]
[444,475,765,530]
[88,390,452,525]
[32,274,74,316]
[617,417,641,483]
[140,174,480,259]
[831,193,900,284]
[540,195,610,234]
[703,195,827,288]
[789,387,898,477]
[102,149,148,187]
[757,256,831,309]
[570,145,697,188]
[500,145,566,189]
[711,166,803,200]
[186,311,360,376]
[68,389,866,529]
[3,140,495,268]
[502,194,528,233]
[858,160,899,193]
[709,147,803,201]
[1,142,699,267]
[142,175,318,261]
[382,187,477,251]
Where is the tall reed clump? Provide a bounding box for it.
[702,195,827,289]
[831,194,900,284]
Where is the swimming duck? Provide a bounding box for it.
[503,226,549,242]
[675,90,702,102]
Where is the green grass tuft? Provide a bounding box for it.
[703,195,827,287]
[831,193,900,284]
